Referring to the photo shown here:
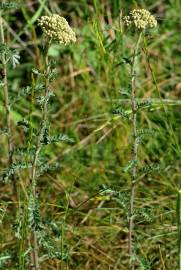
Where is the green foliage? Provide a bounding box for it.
[112,191,129,210]
[10,86,32,104]
[1,162,32,182]
[112,107,130,120]
[123,159,137,173]
[37,222,69,260]
[48,133,74,144]
[140,163,160,175]
[120,88,131,97]
[135,207,154,223]
[0,43,20,68]
[12,209,24,239]
[28,194,41,230]
[0,2,18,10]
[0,127,8,135]
[137,100,152,110]
[32,68,44,76]
[99,186,130,210]
[32,66,57,82]
[136,255,151,270]
[17,119,31,133]
[137,128,157,136]
[36,91,55,107]
[177,190,181,269]
[0,1,180,270]
[0,251,11,268]
[0,43,9,54]
[8,51,20,69]
[0,205,7,224]
[36,161,61,177]
[40,127,74,145]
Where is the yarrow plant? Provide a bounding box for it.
[122,9,157,269]
[0,9,76,269]
[25,14,76,270]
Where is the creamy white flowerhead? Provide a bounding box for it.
[123,9,157,30]
[38,14,76,45]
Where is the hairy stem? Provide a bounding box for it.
[30,53,49,270]
[128,32,142,269]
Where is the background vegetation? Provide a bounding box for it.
[0,0,180,269]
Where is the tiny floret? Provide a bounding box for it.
[123,9,157,30]
[38,14,76,45]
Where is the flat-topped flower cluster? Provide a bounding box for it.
[38,14,76,45]
[123,9,157,30]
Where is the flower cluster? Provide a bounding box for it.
[123,9,157,30]
[38,14,76,45]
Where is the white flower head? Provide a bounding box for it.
[38,14,76,45]
[123,9,157,30]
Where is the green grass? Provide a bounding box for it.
[0,0,180,269]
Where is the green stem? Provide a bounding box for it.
[0,7,17,193]
[128,31,142,270]
[30,50,49,270]
[177,189,181,270]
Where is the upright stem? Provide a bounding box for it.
[0,9,17,195]
[177,189,181,270]
[128,32,142,269]
[30,53,49,270]
[0,13,10,153]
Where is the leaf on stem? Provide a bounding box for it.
[0,2,18,9]
[1,162,32,182]
[123,159,137,173]
[113,107,130,120]
[140,163,160,175]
